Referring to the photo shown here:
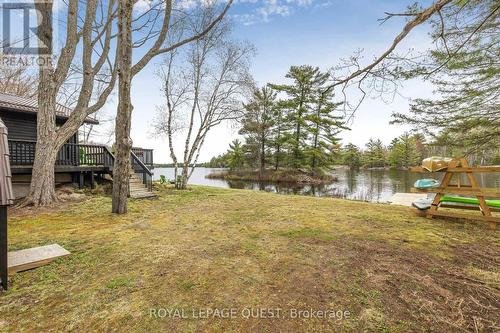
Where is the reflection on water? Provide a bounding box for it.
[153,167,499,203]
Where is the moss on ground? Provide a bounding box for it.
[0,186,498,332]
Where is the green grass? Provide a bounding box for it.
[106,277,135,289]
[0,185,498,332]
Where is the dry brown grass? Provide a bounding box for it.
[1,186,498,332]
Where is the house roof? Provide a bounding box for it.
[0,92,99,125]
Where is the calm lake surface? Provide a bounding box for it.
[153,167,500,203]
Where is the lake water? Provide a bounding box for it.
[152,167,500,203]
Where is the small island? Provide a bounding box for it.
[206,168,338,184]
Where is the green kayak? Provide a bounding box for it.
[414,179,440,189]
[440,196,500,208]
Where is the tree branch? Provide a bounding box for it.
[131,0,234,77]
[328,0,453,90]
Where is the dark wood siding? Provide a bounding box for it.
[0,109,37,141]
[0,108,78,143]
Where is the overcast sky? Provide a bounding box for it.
[93,0,436,164]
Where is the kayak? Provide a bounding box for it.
[440,196,500,208]
[412,196,500,211]
[412,198,432,210]
[422,156,453,172]
[414,179,440,189]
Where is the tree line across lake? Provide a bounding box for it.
[206,132,500,173]
[202,60,499,175]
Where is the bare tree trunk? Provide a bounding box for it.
[112,1,233,205]
[112,0,133,214]
[166,103,179,188]
[169,148,179,189]
[27,142,58,205]
[25,94,59,205]
[180,162,189,190]
[25,102,65,207]
[23,1,58,206]
[25,0,117,206]
[294,89,305,169]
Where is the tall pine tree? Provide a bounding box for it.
[364,139,386,168]
[305,86,347,173]
[239,87,277,177]
[270,66,327,169]
[271,65,347,171]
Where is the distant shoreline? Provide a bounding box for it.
[153,165,414,171]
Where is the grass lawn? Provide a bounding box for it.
[1,186,498,332]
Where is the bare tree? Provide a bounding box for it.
[28,0,118,206]
[151,48,190,184]
[112,0,233,213]
[0,66,37,97]
[152,12,254,189]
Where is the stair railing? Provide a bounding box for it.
[130,151,153,191]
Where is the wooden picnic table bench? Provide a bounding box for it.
[410,158,499,230]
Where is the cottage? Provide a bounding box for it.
[0,92,154,199]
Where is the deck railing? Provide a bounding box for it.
[132,147,154,168]
[8,140,153,191]
[8,140,36,165]
[8,140,115,167]
[131,151,153,191]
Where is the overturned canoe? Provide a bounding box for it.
[422,156,453,172]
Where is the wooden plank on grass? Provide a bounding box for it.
[8,244,70,274]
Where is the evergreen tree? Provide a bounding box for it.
[388,137,401,167]
[270,65,329,169]
[412,133,427,162]
[305,85,347,173]
[388,133,420,168]
[392,0,499,157]
[363,139,386,168]
[206,154,230,168]
[239,86,276,177]
[342,143,362,169]
[227,140,245,170]
[270,100,289,170]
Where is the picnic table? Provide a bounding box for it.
[410,158,499,230]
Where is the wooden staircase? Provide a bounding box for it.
[129,171,155,199]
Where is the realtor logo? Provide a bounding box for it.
[1,0,52,55]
